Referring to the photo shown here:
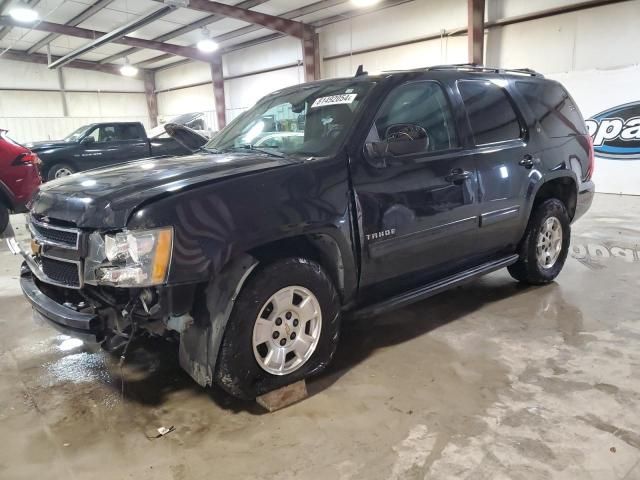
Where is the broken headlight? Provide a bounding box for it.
[84,227,173,287]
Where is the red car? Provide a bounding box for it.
[0,129,42,231]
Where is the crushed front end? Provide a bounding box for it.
[7,214,195,347]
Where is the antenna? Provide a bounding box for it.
[355,65,368,77]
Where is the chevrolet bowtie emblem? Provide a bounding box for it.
[30,239,41,255]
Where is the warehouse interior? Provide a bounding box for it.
[1,0,639,478]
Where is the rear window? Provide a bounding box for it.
[515,81,586,137]
[458,80,522,145]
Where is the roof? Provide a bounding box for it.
[0,0,413,73]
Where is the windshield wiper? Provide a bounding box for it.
[223,145,286,158]
[199,146,222,154]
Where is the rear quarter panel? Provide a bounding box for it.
[506,78,585,232]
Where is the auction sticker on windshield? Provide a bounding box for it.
[312,94,358,108]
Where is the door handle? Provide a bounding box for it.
[445,168,473,184]
[519,154,536,169]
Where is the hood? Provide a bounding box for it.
[30,152,297,228]
[26,140,70,151]
[164,123,209,152]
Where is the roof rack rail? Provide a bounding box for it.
[382,64,544,78]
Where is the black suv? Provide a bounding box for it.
[8,65,594,400]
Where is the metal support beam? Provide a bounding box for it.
[145,0,410,71]
[0,15,217,64]
[57,68,69,117]
[100,0,268,65]
[156,0,307,38]
[47,6,174,69]
[302,28,320,81]
[27,0,115,54]
[210,56,226,130]
[468,0,485,65]
[1,49,129,76]
[138,0,344,69]
[144,71,159,128]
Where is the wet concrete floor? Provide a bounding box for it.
[0,193,639,479]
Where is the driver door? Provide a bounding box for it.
[350,80,480,297]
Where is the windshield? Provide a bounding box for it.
[63,125,92,142]
[206,80,376,157]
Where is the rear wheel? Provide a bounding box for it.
[215,257,341,400]
[508,198,571,285]
[47,163,75,181]
[0,203,8,234]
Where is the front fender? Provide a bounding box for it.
[178,253,258,387]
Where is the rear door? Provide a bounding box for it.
[457,79,532,256]
[351,80,480,298]
[113,123,149,162]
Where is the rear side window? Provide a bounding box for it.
[458,80,522,145]
[515,81,586,137]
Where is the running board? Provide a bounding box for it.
[351,254,519,319]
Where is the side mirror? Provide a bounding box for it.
[384,124,428,156]
[363,123,429,168]
[81,136,95,145]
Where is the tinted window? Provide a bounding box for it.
[458,80,521,145]
[516,81,586,137]
[373,81,458,153]
[118,124,143,140]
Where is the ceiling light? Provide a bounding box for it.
[197,27,218,53]
[9,4,39,23]
[120,57,138,77]
[351,0,381,7]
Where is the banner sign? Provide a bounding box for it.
[585,101,640,160]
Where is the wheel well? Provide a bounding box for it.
[248,234,345,303]
[533,177,577,219]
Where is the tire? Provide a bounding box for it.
[47,163,75,181]
[0,203,8,234]
[508,198,571,285]
[215,257,341,400]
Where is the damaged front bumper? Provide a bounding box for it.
[20,265,103,343]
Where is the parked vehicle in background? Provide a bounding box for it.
[27,122,191,181]
[148,112,216,139]
[0,129,41,232]
[8,65,595,400]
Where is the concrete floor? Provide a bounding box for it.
[1,193,639,480]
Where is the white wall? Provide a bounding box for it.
[155,36,303,128]
[0,59,148,142]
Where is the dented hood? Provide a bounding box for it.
[30,152,296,228]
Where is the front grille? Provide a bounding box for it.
[29,217,79,249]
[41,257,80,288]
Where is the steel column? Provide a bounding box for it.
[211,56,226,130]
[302,28,320,82]
[144,71,159,128]
[468,0,485,65]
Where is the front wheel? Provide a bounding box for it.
[508,198,571,285]
[215,257,341,400]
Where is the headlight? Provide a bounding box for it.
[84,227,173,287]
